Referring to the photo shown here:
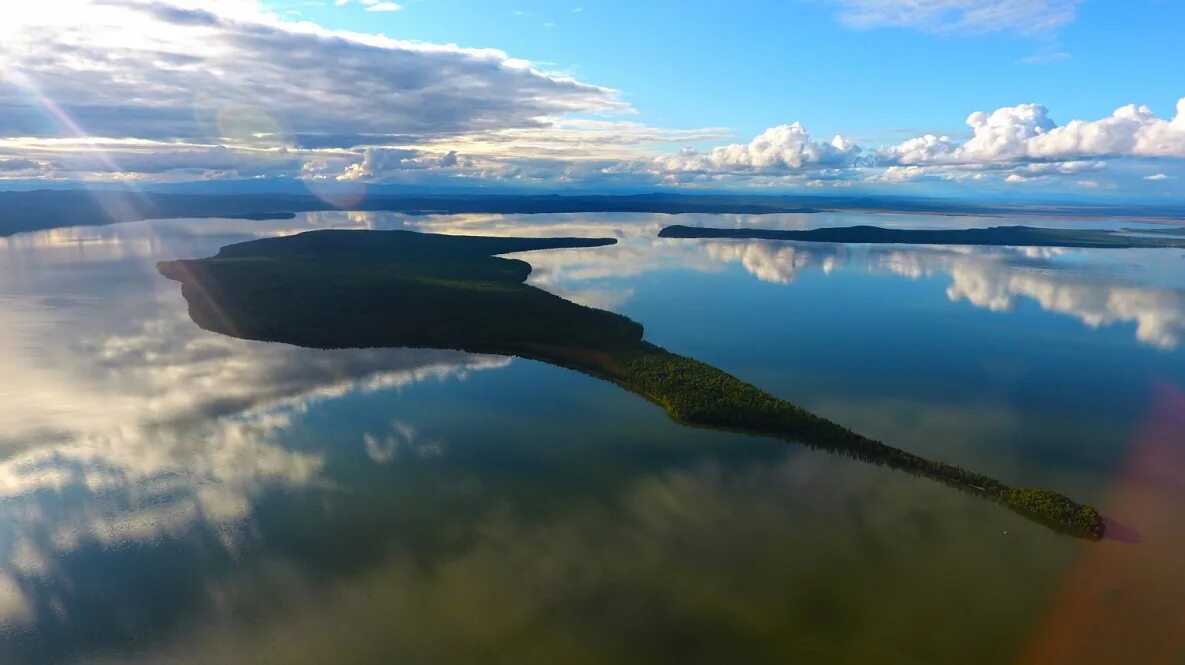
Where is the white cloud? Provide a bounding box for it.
[1144,173,1175,181]
[653,124,862,174]
[362,0,402,11]
[336,0,403,10]
[885,100,1185,166]
[1016,51,1072,66]
[864,165,926,183]
[633,98,1185,190]
[820,0,1080,35]
[335,147,466,181]
[850,99,1185,191]
[634,99,1185,190]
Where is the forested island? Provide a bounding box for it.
[158,229,1105,539]
[1120,226,1185,236]
[659,223,1185,248]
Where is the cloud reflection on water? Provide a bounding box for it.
[387,210,1185,349]
[0,210,1181,656]
[88,453,1069,665]
[0,214,512,631]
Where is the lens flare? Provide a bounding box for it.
[0,64,152,222]
[1016,382,1185,665]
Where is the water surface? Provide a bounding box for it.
[1,211,1182,664]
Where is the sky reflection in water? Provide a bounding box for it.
[0,211,1183,664]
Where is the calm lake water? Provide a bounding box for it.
[1,211,1183,664]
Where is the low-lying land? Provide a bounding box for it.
[7,187,1185,236]
[158,229,1105,539]
[659,223,1185,248]
[1120,226,1185,236]
[0,190,816,236]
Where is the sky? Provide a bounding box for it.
[1,0,1183,200]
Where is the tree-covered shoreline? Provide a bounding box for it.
[659,223,1185,249]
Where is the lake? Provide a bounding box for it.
[1,211,1183,664]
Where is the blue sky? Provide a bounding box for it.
[2,0,1184,199]
[285,0,1184,143]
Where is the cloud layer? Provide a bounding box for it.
[820,0,1081,35]
[0,0,1182,193]
[1,0,621,143]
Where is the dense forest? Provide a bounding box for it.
[159,229,1105,539]
[659,223,1185,249]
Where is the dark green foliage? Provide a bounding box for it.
[159,229,1105,539]
[659,224,1185,249]
[158,230,639,353]
[1120,226,1185,236]
[1004,489,1106,539]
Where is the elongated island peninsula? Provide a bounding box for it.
[159,229,1105,539]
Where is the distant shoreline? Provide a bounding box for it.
[659,223,1185,249]
[5,188,1185,236]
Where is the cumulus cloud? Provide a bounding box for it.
[820,0,1080,36]
[652,124,863,174]
[631,97,1185,189]
[884,100,1185,166]
[336,147,468,181]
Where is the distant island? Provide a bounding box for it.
[1120,226,1185,236]
[659,224,1185,249]
[158,229,1105,539]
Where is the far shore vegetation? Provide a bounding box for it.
[659,223,1185,249]
[159,229,1106,539]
